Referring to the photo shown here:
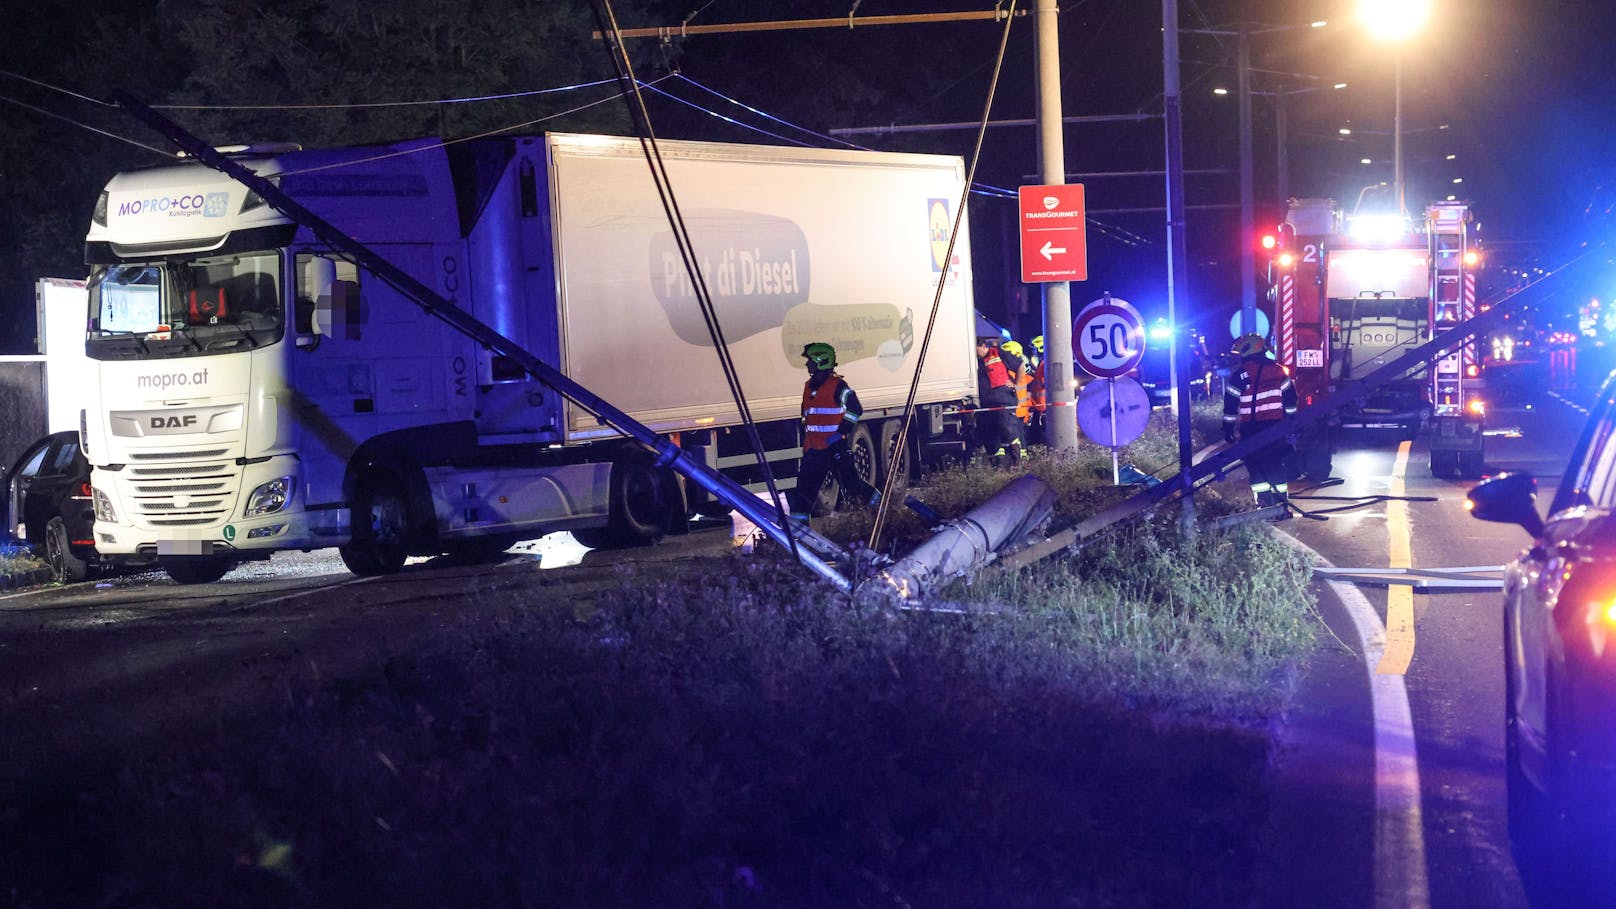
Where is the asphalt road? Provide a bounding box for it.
[1276,391,1591,909]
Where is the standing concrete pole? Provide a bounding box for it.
[1237,26,1256,337]
[1163,0,1196,533]
[1036,0,1078,451]
[1394,52,1405,215]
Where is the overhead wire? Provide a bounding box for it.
[867,0,1019,554]
[591,0,802,557]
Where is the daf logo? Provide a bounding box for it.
[150,415,198,430]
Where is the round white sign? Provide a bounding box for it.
[1072,297,1146,378]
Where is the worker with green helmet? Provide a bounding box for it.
[790,342,881,522]
[1222,332,1298,515]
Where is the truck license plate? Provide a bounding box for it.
[1296,349,1324,368]
[157,539,210,556]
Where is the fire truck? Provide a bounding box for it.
[1266,199,1485,479]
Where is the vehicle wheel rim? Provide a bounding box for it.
[853,436,875,483]
[374,493,406,546]
[46,528,64,579]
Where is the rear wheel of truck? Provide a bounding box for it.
[44,516,90,583]
[877,420,912,496]
[842,425,878,507]
[162,555,233,585]
[340,476,409,576]
[573,459,674,549]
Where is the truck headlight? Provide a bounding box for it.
[92,487,117,523]
[244,476,296,517]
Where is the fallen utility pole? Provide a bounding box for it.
[862,475,1058,604]
[592,8,1023,41]
[114,93,856,592]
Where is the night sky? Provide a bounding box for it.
[5,0,1616,347]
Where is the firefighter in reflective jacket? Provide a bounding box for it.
[1222,333,1298,512]
[1002,340,1034,425]
[1027,335,1048,442]
[976,337,1025,465]
[790,342,882,522]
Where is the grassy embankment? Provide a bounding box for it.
[8,404,1322,908]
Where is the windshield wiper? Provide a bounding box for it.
[95,329,151,356]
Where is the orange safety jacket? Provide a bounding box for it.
[1029,360,1047,413]
[802,374,852,450]
[1013,362,1033,422]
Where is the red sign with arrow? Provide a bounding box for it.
[1017,184,1087,283]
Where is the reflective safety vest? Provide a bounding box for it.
[1029,360,1047,413]
[1013,363,1033,421]
[981,351,1011,389]
[1223,359,1297,427]
[802,374,849,450]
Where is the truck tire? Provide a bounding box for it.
[162,556,233,585]
[877,420,912,495]
[574,459,673,549]
[44,516,90,583]
[340,475,409,576]
[842,424,877,506]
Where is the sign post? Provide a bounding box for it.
[1073,295,1148,484]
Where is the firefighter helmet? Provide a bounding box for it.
[1232,333,1267,358]
[1031,335,1045,353]
[802,342,837,370]
[1002,340,1024,358]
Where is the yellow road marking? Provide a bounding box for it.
[1377,441,1416,675]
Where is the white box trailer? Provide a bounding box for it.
[81,133,979,582]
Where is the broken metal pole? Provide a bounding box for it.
[861,475,1057,604]
[114,94,854,592]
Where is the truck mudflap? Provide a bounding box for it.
[1428,414,1484,478]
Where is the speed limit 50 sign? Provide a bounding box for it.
[1072,296,1146,378]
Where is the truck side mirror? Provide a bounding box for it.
[302,256,336,337]
[1466,471,1545,539]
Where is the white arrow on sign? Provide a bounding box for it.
[1039,240,1067,261]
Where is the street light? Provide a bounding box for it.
[1357,0,1433,214]
[1188,20,1330,337]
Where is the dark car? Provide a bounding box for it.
[3,431,97,582]
[1468,369,1616,897]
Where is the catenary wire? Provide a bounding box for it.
[592,0,802,555]
[867,0,1019,553]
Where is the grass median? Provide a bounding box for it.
[8,406,1321,907]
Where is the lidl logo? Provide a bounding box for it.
[928,199,951,272]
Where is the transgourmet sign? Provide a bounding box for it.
[1017,184,1088,283]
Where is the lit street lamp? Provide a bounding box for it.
[1357,0,1433,214]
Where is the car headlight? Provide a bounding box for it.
[92,487,117,523]
[244,476,296,517]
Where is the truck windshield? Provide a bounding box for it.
[86,252,284,361]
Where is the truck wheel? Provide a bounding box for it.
[340,477,408,576]
[877,420,912,495]
[844,424,877,506]
[162,556,233,585]
[574,459,672,549]
[44,516,90,583]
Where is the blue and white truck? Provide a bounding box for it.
[81,133,979,582]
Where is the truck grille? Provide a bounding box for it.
[126,450,238,527]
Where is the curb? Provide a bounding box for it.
[0,567,53,591]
